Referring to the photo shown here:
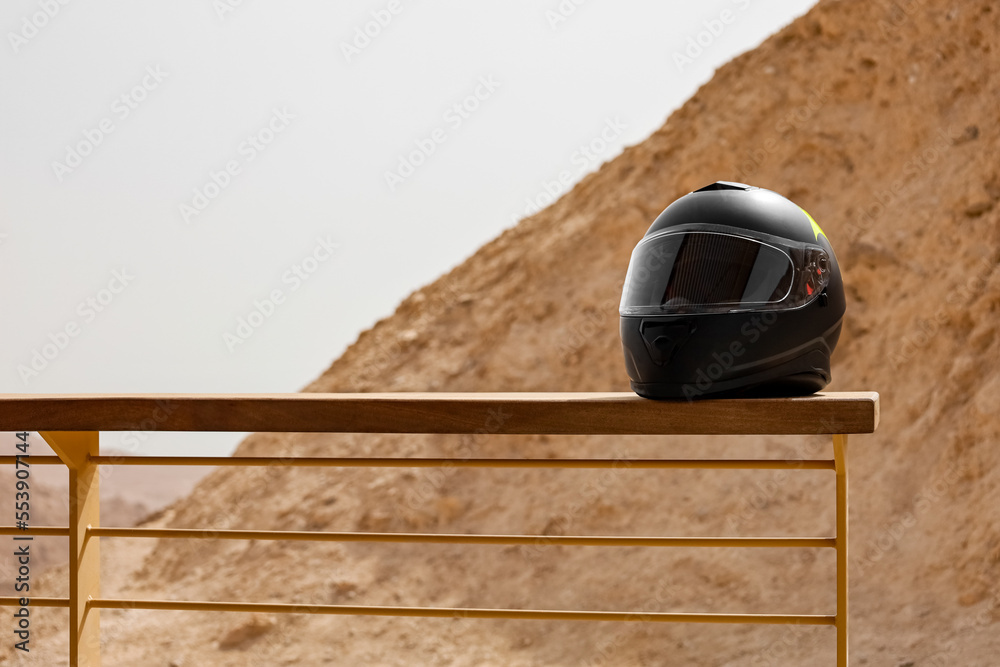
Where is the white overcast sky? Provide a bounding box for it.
[0,0,817,456]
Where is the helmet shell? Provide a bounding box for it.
[619,182,845,400]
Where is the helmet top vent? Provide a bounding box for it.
[694,181,752,192]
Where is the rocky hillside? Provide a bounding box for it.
[15,0,1000,664]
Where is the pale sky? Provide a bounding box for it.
[1,0,817,455]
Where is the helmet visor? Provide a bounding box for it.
[620,230,830,315]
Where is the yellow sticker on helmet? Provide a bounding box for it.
[800,207,826,240]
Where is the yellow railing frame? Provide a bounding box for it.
[0,391,879,666]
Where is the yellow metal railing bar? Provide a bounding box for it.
[87,455,836,469]
[89,599,838,625]
[0,526,69,536]
[0,455,63,465]
[88,527,837,548]
[0,597,70,608]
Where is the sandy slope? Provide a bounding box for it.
[9,0,1000,664]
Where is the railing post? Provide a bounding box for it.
[833,434,849,667]
[40,431,101,667]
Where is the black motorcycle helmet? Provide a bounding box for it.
[619,181,845,400]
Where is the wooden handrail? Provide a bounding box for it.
[0,391,878,434]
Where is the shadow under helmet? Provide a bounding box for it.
[619,181,845,400]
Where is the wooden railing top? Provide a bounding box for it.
[0,392,878,435]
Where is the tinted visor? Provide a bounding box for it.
[620,231,829,315]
